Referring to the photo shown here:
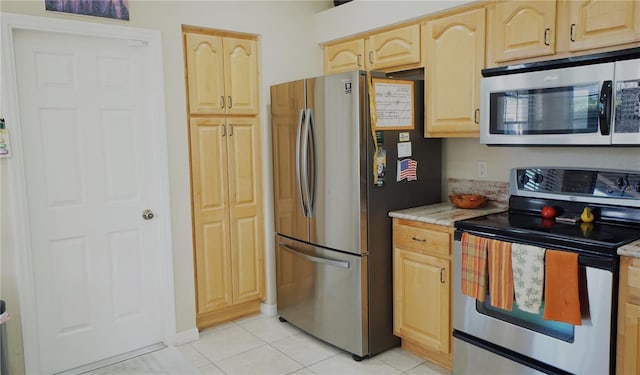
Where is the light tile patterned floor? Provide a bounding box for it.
[86,313,452,375]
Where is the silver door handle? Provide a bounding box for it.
[306,109,317,216]
[296,109,308,216]
[279,242,350,269]
[142,209,155,220]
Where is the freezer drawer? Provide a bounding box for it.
[276,235,368,356]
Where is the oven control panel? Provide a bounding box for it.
[510,167,640,206]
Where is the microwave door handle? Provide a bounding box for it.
[599,80,612,136]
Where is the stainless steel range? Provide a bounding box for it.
[453,167,640,375]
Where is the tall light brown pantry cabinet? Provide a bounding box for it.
[183,28,264,329]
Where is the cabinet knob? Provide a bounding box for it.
[368,51,374,64]
[220,96,225,108]
[228,96,232,109]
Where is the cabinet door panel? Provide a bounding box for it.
[324,39,365,74]
[489,1,556,63]
[227,117,264,303]
[224,38,259,115]
[190,118,232,313]
[185,34,226,115]
[393,248,450,353]
[366,24,421,71]
[424,8,485,137]
[567,0,640,52]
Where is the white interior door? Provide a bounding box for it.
[13,28,168,373]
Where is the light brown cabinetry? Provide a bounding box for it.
[185,33,259,116]
[422,7,485,138]
[487,0,640,67]
[487,1,556,64]
[323,24,421,74]
[184,28,264,329]
[617,256,640,374]
[562,0,640,53]
[393,219,453,369]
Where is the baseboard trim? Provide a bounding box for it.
[260,302,277,317]
[172,328,200,345]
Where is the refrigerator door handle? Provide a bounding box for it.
[306,109,318,216]
[301,108,312,216]
[296,109,308,216]
[279,242,351,269]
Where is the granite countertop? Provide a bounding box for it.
[619,240,640,258]
[389,202,507,227]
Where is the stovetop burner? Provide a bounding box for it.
[456,210,640,256]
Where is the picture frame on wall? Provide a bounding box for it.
[45,0,130,21]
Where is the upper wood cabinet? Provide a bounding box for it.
[562,0,640,53]
[324,24,421,74]
[423,7,485,138]
[185,33,259,115]
[487,0,640,66]
[487,1,556,64]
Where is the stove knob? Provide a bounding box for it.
[636,182,640,192]
[519,173,529,185]
[533,173,544,184]
[617,177,629,188]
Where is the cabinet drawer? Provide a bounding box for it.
[393,222,450,257]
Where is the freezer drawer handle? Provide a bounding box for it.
[279,242,351,269]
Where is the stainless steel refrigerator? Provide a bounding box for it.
[270,70,441,360]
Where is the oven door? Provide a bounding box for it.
[453,234,613,375]
[480,62,614,146]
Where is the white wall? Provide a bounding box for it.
[315,0,474,43]
[0,1,331,372]
[444,138,640,183]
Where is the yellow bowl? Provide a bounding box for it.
[449,194,487,209]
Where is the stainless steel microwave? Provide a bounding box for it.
[480,48,640,146]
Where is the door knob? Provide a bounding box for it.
[142,209,155,220]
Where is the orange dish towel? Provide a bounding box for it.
[461,232,489,302]
[488,240,514,311]
[543,250,582,325]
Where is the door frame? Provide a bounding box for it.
[0,13,177,373]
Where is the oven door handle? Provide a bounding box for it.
[598,80,612,136]
[453,330,572,375]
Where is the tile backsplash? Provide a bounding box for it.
[448,178,509,207]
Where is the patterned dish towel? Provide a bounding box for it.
[488,239,514,311]
[461,232,489,302]
[543,250,582,325]
[511,243,546,314]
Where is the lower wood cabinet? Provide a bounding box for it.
[392,218,453,369]
[617,256,640,374]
